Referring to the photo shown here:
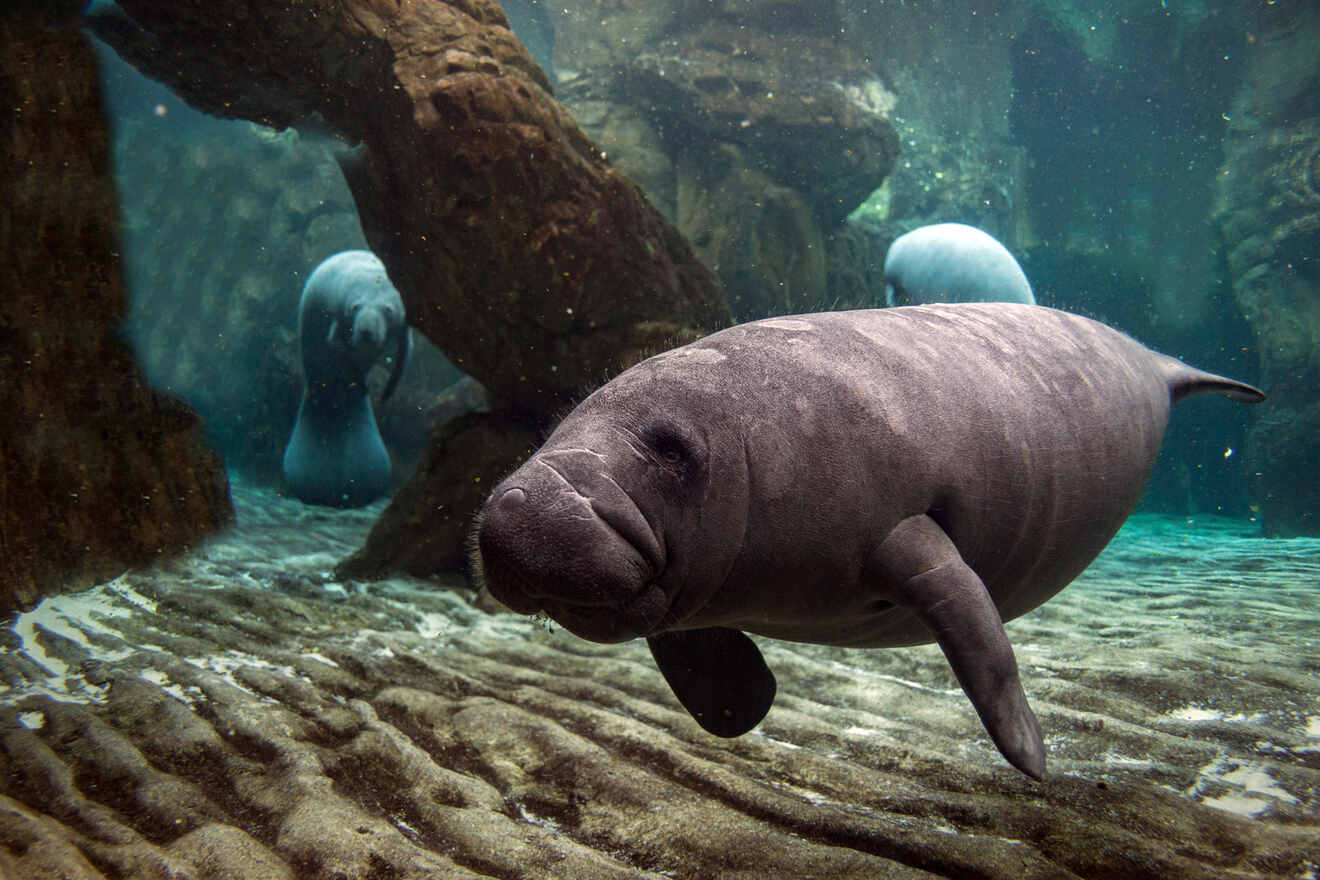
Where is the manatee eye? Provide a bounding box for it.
[637,420,708,497]
[641,423,693,469]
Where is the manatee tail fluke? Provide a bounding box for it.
[1159,358,1266,405]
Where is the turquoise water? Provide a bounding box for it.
[5,1,1317,875]
[91,4,1272,520]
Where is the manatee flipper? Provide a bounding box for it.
[381,327,411,403]
[870,514,1046,778]
[326,319,339,347]
[648,628,777,737]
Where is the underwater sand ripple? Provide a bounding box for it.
[0,489,1316,879]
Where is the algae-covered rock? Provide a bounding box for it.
[555,1,899,320]
[1213,5,1320,536]
[0,10,232,615]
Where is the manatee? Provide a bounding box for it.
[884,223,1035,307]
[283,250,411,508]
[474,303,1264,777]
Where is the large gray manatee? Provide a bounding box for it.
[283,250,411,508]
[884,223,1035,306]
[474,303,1263,777]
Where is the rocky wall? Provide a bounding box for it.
[842,0,1027,249]
[553,0,900,320]
[1213,5,1320,536]
[0,10,232,614]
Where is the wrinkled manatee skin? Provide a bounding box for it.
[282,250,407,508]
[475,303,1264,778]
[884,223,1035,307]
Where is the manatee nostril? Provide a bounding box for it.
[496,487,526,510]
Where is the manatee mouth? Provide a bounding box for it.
[541,581,671,643]
[480,545,669,643]
[475,456,669,643]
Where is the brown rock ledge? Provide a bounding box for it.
[86,0,734,575]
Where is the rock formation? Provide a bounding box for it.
[1213,4,1320,536]
[90,0,730,417]
[94,56,468,487]
[553,0,900,319]
[0,7,232,614]
[88,0,732,572]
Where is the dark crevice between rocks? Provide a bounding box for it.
[1,726,115,850]
[74,844,136,880]
[182,699,283,770]
[567,824,677,878]
[29,710,218,849]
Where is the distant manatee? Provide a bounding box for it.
[884,223,1035,307]
[283,250,411,508]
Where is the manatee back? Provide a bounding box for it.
[677,304,1254,638]
[884,223,1034,307]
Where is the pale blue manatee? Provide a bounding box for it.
[884,223,1035,307]
[283,250,410,508]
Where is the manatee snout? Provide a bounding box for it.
[352,308,386,347]
[477,451,668,642]
[346,306,389,366]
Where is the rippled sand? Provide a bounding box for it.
[1,484,1316,878]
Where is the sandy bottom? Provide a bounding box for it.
[1,482,1317,879]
